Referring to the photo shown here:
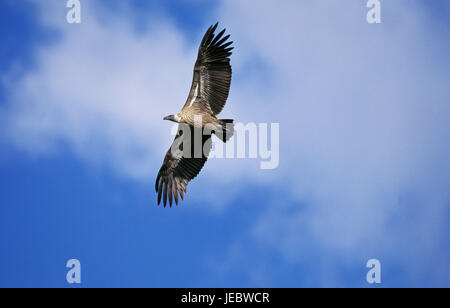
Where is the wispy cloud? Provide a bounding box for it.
[2,0,198,180]
[216,0,450,285]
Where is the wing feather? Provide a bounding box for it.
[155,124,212,207]
[183,23,233,116]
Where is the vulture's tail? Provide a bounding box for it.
[214,119,234,142]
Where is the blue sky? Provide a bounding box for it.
[0,0,449,287]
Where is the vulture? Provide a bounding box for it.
[155,23,234,207]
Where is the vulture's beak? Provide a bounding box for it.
[164,115,176,122]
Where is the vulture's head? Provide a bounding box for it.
[163,114,181,123]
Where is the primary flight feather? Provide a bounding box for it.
[155,23,234,207]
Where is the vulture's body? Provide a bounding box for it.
[156,23,234,207]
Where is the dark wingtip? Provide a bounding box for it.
[168,177,173,208]
[173,179,179,206]
[211,22,219,34]
[157,179,163,205]
[163,181,168,207]
[179,189,184,201]
[155,175,160,192]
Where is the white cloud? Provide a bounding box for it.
[2,0,199,180]
[217,0,450,285]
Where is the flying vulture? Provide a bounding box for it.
[155,23,234,207]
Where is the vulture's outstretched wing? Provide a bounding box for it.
[155,124,212,207]
[183,23,233,116]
